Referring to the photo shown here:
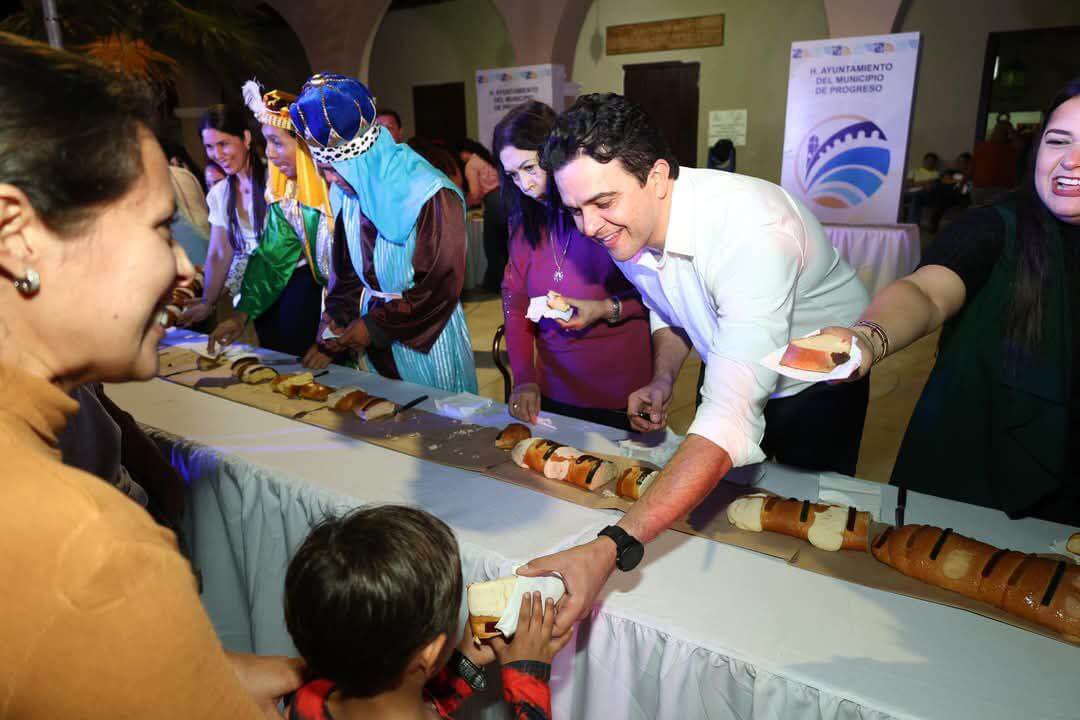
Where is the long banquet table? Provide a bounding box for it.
[105,334,1079,720]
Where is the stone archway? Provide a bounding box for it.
[265,0,594,84]
[263,0,392,81]
[492,0,593,70]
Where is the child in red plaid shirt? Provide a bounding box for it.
[283,506,570,720]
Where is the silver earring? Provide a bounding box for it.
[13,267,39,296]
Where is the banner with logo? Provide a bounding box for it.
[781,33,920,225]
[476,64,565,151]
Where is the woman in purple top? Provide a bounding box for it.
[495,101,653,431]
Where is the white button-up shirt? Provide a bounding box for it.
[616,167,869,467]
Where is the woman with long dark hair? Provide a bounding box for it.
[0,32,298,715]
[495,101,652,431]
[827,78,1080,524]
[180,104,268,326]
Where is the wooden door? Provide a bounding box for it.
[623,62,700,168]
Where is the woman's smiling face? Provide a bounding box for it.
[1036,96,1080,224]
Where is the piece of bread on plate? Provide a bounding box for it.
[779,334,851,373]
[546,291,570,312]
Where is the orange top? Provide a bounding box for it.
[0,365,262,719]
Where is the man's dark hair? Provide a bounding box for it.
[0,32,156,236]
[377,108,402,127]
[540,93,679,186]
[284,505,462,698]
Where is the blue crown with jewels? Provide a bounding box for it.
[289,73,380,164]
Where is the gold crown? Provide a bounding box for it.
[256,89,296,130]
[242,80,294,131]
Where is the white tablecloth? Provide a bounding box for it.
[825,224,920,298]
[104,337,1079,720]
[466,216,487,290]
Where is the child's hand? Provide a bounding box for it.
[457,616,496,666]
[490,592,572,665]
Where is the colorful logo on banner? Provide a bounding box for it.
[795,115,890,209]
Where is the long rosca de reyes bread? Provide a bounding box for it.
[872,524,1080,639]
[725,494,870,551]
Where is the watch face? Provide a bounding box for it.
[618,541,644,571]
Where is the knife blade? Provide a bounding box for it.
[895,486,907,528]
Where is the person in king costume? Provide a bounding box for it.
[290,73,477,392]
[209,82,335,366]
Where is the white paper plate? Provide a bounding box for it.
[759,333,862,383]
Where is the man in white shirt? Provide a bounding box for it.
[518,93,870,635]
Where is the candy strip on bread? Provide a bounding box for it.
[511,438,565,473]
[510,438,615,491]
[543,448,615,490]
[229,355,260,377]
[872,524,1080,639]
[615,466,660,500]
[726,494,870,551]
[495,423,531,450]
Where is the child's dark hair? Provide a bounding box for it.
[284,505,463,698]
[540,92,680,186]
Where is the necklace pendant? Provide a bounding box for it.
[553,269,564,283]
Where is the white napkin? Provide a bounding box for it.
[619,428,684,466]
[526,295,573,323]
[495,566,567,637]
[759,332,862,383]
[321,325,341,341]
[433,393,494,419]
[817,472,882,521]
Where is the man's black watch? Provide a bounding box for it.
[598,525,644,571]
